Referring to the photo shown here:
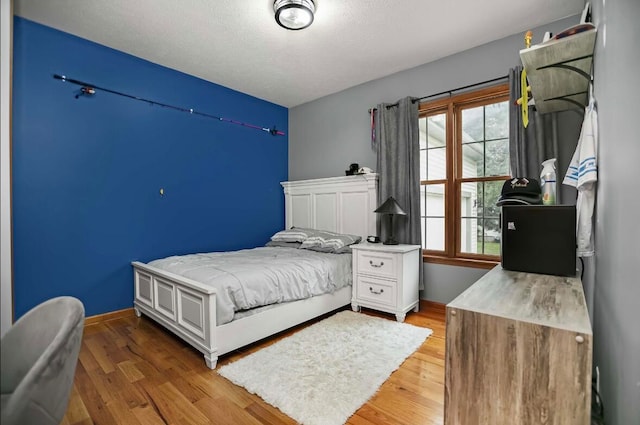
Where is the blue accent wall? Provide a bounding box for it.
[11,17,288,318]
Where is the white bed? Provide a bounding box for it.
[132,174,378,368]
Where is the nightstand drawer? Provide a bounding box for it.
[356,276,396,307]
[356,250,396,278]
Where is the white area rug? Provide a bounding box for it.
[218,310,432,425]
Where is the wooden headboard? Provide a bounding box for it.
[281,174,378,240]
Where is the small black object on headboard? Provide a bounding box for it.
[345,163,360,176]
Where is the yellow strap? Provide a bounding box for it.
[521,69,529,128]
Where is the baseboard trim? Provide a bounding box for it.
[85,302,444,326]
[420,299,446,314]
[85,307,135,326]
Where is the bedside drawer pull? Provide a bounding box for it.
[369,286,384,295]
[369,260,384,268]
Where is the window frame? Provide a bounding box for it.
[419,84,510,269]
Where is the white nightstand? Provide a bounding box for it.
[350,243,421,322]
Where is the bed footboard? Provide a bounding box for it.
[132,261,354,369]
[132,261,219,368]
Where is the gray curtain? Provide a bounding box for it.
[373,97,422,288]
[509,66,559,199]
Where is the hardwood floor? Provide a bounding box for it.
[63,302,446,425]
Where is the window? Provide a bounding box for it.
[419,84,510,268]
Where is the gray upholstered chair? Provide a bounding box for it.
[1,296,85,425]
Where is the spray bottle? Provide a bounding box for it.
[540,158,557,205]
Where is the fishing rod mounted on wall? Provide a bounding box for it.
[53,74,285,136]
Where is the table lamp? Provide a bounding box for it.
[374,196,407,245]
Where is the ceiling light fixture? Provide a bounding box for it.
[274,0,315,31]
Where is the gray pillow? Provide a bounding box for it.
[265,241,302,248]
[302,244,355,254]
[270,227,318,243]
[300,230,362,254]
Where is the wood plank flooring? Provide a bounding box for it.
[63,302,446,425]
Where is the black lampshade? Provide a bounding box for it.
[374,196,407,216]
[374,197,406,245]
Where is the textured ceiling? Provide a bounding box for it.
[14,0,584,107]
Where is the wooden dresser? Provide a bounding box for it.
[445,265,592,425]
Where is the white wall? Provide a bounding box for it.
[0,0,13,337]
[290,15,582,303]
[591,0,640,423]
[422,262,488,304]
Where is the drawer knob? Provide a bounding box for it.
[369,286,384,295]
[451,310,456,316]
[576,335,584,344]
[369,260,384,268]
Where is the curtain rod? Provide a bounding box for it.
[52,74,285,136]
[368,74,509,113]
[415,74,508,103]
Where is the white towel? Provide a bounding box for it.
[563,99,598,257]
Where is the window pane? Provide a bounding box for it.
[482,218,501,255]
[422,183,445,251]
[485,101,509,140]
[427,114,446,148]
[483,180,504,219]
[485,139,509,176]
[461,100,509,179]
[460,181,480,254]
[424,218,445,251]
[461,106,483,143]
[460,181,503,255]
[422,184,445,216]
[419,116,427,149]
[460,218,479,253]
[421,113,447,181]
[467,218,502,256]
[460,182,480,218]
[427,147,446,180]
[461,180,504,219]
[462,142,484,178]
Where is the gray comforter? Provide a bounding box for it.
[148,247,352,325]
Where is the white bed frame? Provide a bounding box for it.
[132,174,377,368]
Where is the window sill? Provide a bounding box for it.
[422,254,498,270]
